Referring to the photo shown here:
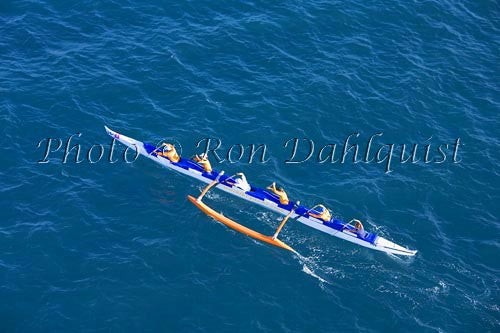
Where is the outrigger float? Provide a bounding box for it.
[105,126,417,256]
[188,171,299,252]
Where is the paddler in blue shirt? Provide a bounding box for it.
[267,182,290,205]
[193,153,212,172]
[309,204,332,222]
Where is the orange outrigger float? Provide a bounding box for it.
[188,171,298,252]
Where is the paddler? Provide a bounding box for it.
[309,204,332,222]
[352,219,364,231]
[158,143,180,163]
[227,172,251,191]
[193,153,212,172]
[267,182,289,205]
[344,219,366,236]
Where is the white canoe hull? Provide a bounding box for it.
[105,126,417,256]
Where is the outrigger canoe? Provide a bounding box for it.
[105,126,417,256]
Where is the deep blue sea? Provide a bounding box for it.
[1,1,499,332]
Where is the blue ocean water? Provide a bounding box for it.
[1,0,499,332]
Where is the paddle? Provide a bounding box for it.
[291,203,322,223]
[150,143,166,155]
